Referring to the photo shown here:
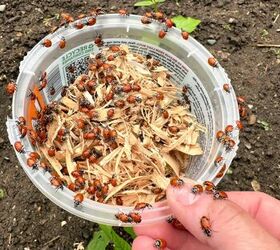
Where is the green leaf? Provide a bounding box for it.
[134,0,165,7]
[86,231,110,250]
[172,15,201,33]
[0,188,4,199]
[257,120,270,131]
[111,229,132,250]
[134,0,154,6]
[99,225,132,250]
[124,227,136,239]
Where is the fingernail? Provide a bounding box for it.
[170,183,201,206]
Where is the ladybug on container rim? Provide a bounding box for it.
[59,37,66,49]
[14,141,25,153]
[223,83,231,93]
[181,31,189,40]
[42,39,52,48]
[115,212,132,223]
[74,193,84,207]
[208,57,218,67]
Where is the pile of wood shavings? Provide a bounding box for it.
[37,45,205,206]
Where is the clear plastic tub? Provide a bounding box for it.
[6,14,239,226]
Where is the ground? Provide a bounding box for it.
[0,0,279,249]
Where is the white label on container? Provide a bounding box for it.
[44,39,214,177]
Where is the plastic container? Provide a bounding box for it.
[6,14,239,226]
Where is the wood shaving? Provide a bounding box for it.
[33,45,204,206]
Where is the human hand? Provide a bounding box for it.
[132,182,280,250]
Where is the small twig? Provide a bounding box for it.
[43,236,60,246]
[256,44,280,48]
[273,14,279,24]
[8,233,12,245]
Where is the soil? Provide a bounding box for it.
[0,0,279,249]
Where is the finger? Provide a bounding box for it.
[167,182,280,250]
[228,191,280,239]
[132,236,171,250]
[135,220,211,250]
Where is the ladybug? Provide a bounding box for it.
[129,212,142,223]
[68,183,78,192]
[158,29,167,39]
[38,78,48,91]
[122,83,132,93]
[6,82,17,95]
[115,100,125,109]
[48,146,56,157]
[116,197,123,206]
[225,125,234,135]
[119,9,129,16]
[208,57,218,67]
[168,126,180,134]
[132,84,141,92]
[40,161,51,172]
[59,37,66,49]
[76,118,85,129]
[154,239,167,249]
[165,18,174,28]
[18,125,28,138]
[141,16,152,24]
[156,92,164,101]
[203,181,216,193]
[27,157,38,170]
[107,108,115,119]
[74,193,84,207]
[214,156,223,166]
[181,31,189,40]
[50,176,64,190]
[55,91,65,105]
[151,187,163,194]
[94,34,103,47]
[16,116,26,126]
[170,177,184,188]
[226,139,236,151]
[87,185,96,195]
[216,164,226,178]
[223,83,231,93]
[237,96,246,104]
[216,130,225,142]
[236,120,243,130]
[14,141,25,153]
[74,21,84,29]
[49,86,56,96]
[153,12,164,21]
[200,216,212,237]
[42,39,52,48]
[162,110,169,119]
[239,105,247,118]
[109,175,117,187]
[167,216,186,231]
[213,190,228,200]
[134,202,152,210]
[191,184,203,195]
[87,17,96,26]
[61,12,74,23]
[115,212,132,223]
[29,152,40,160]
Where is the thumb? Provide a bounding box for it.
[166,181,280,250]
